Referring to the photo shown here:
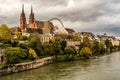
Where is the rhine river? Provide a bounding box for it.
[0,51,120,80]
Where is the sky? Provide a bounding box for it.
[0,0,120,36]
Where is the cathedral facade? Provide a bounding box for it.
[19,4,54,34]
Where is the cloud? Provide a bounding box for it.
[0,0,120,36]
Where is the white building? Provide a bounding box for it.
[40,34,53,43]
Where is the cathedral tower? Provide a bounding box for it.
[29,5,34,24]
[20,4,26,29]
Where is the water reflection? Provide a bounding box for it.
[1,52,120,80]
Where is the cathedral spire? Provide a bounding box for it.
[31,5,33,13]
[29,5,34,24]
[22,4,24,13]
[20,4,26,29]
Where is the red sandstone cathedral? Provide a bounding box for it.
[12,4,55,34]
[11,4,75,37]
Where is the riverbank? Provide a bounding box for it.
[0,54,84,76]
[0,54,92,76]
[0,57,53,76]
[0,50,118,76]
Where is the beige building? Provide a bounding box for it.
[40,34,53,43]
[66,41,80,50]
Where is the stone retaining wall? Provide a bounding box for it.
[0,57,53,75]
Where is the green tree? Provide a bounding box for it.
[64,47,76,54]
[42,42,55,55]
[11,40,19,47]
[91,41,99,54]
[61,40,66,51]
[52,38,63,55]
[5,47,27,64]
[18,43,29,50]
[28,33,42,56]
[0,24,11,39]
[105,39,113,52]
[99,42,105,52]
[28,38,37,49]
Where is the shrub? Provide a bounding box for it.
[53,54,74,62]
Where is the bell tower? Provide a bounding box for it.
[20,4,26,29]
[29,5,34,24]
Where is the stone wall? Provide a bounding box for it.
[0,57,53,75]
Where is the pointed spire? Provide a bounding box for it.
[22,4,24,13]
[31,5,33,14]
[20,4,26,29]
[29,5,34,24]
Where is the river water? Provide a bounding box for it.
[0,51,120,80]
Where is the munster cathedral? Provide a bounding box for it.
[13,4,55,35]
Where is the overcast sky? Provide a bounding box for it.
[0,0,120,36]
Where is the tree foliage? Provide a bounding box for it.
[61,40,66,51]
[105,39,113,49]
[5,47,27,64]
[29,48,37,60]
[28,38,37,49]
[42,42,55,55]
[64,47,76,54]
[83,35,91,47]
[80,47,92,58]
[73,33,81,41]
[51,38,63,55]
[28,33,42,56]
[99,42,105,52]
[91,41,99,54]
[0,24,11,39]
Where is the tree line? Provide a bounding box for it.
[0,24,119,65]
